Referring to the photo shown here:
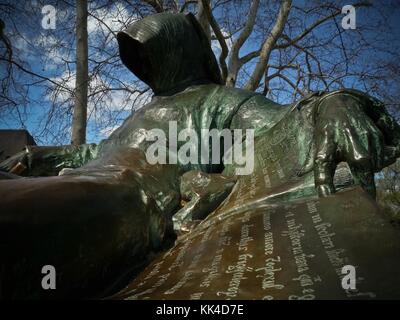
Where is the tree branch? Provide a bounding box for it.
[275,2,371,49]
[244,0,292,91]
[274,73,305,97]
[0,57,72,92]
[226,0,259,86]
[200,0,228,82]
[180,0,198,13]
[142,0,164,13]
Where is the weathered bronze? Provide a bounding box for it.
[113,187,400,300]
[0,12,400,299]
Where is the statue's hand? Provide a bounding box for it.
[0,144,98,177]
[312,92,400,197]
[0,148,29,174]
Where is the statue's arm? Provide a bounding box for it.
[229,89,400,198]
[0,143,98,177]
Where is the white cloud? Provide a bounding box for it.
[87,2,140,35]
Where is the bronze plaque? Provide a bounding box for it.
[113,187,400,300]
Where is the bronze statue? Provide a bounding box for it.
[1,12,400,299]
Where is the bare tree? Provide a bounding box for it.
[0,1,151,144]
[0,0,399,146]
[196,0,211,43]
[71,0,88,145]
[243,0,291,91]
[140,0,385,104]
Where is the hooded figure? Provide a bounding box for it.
[0,12,399,300]
[117,12,222,95]
[99,12,289,174]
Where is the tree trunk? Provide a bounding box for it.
[244,0,291,91]
[197,0,211,44]
[71,0,88,145]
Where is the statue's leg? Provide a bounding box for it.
[0,147,180,299]
[173,171,237,233]
[0,144,98,176]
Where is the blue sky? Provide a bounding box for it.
[1,0,399,145]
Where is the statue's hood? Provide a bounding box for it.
[117,13,222,95]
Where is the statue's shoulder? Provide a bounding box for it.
[211,85,286,110]
[211,85,257,105]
